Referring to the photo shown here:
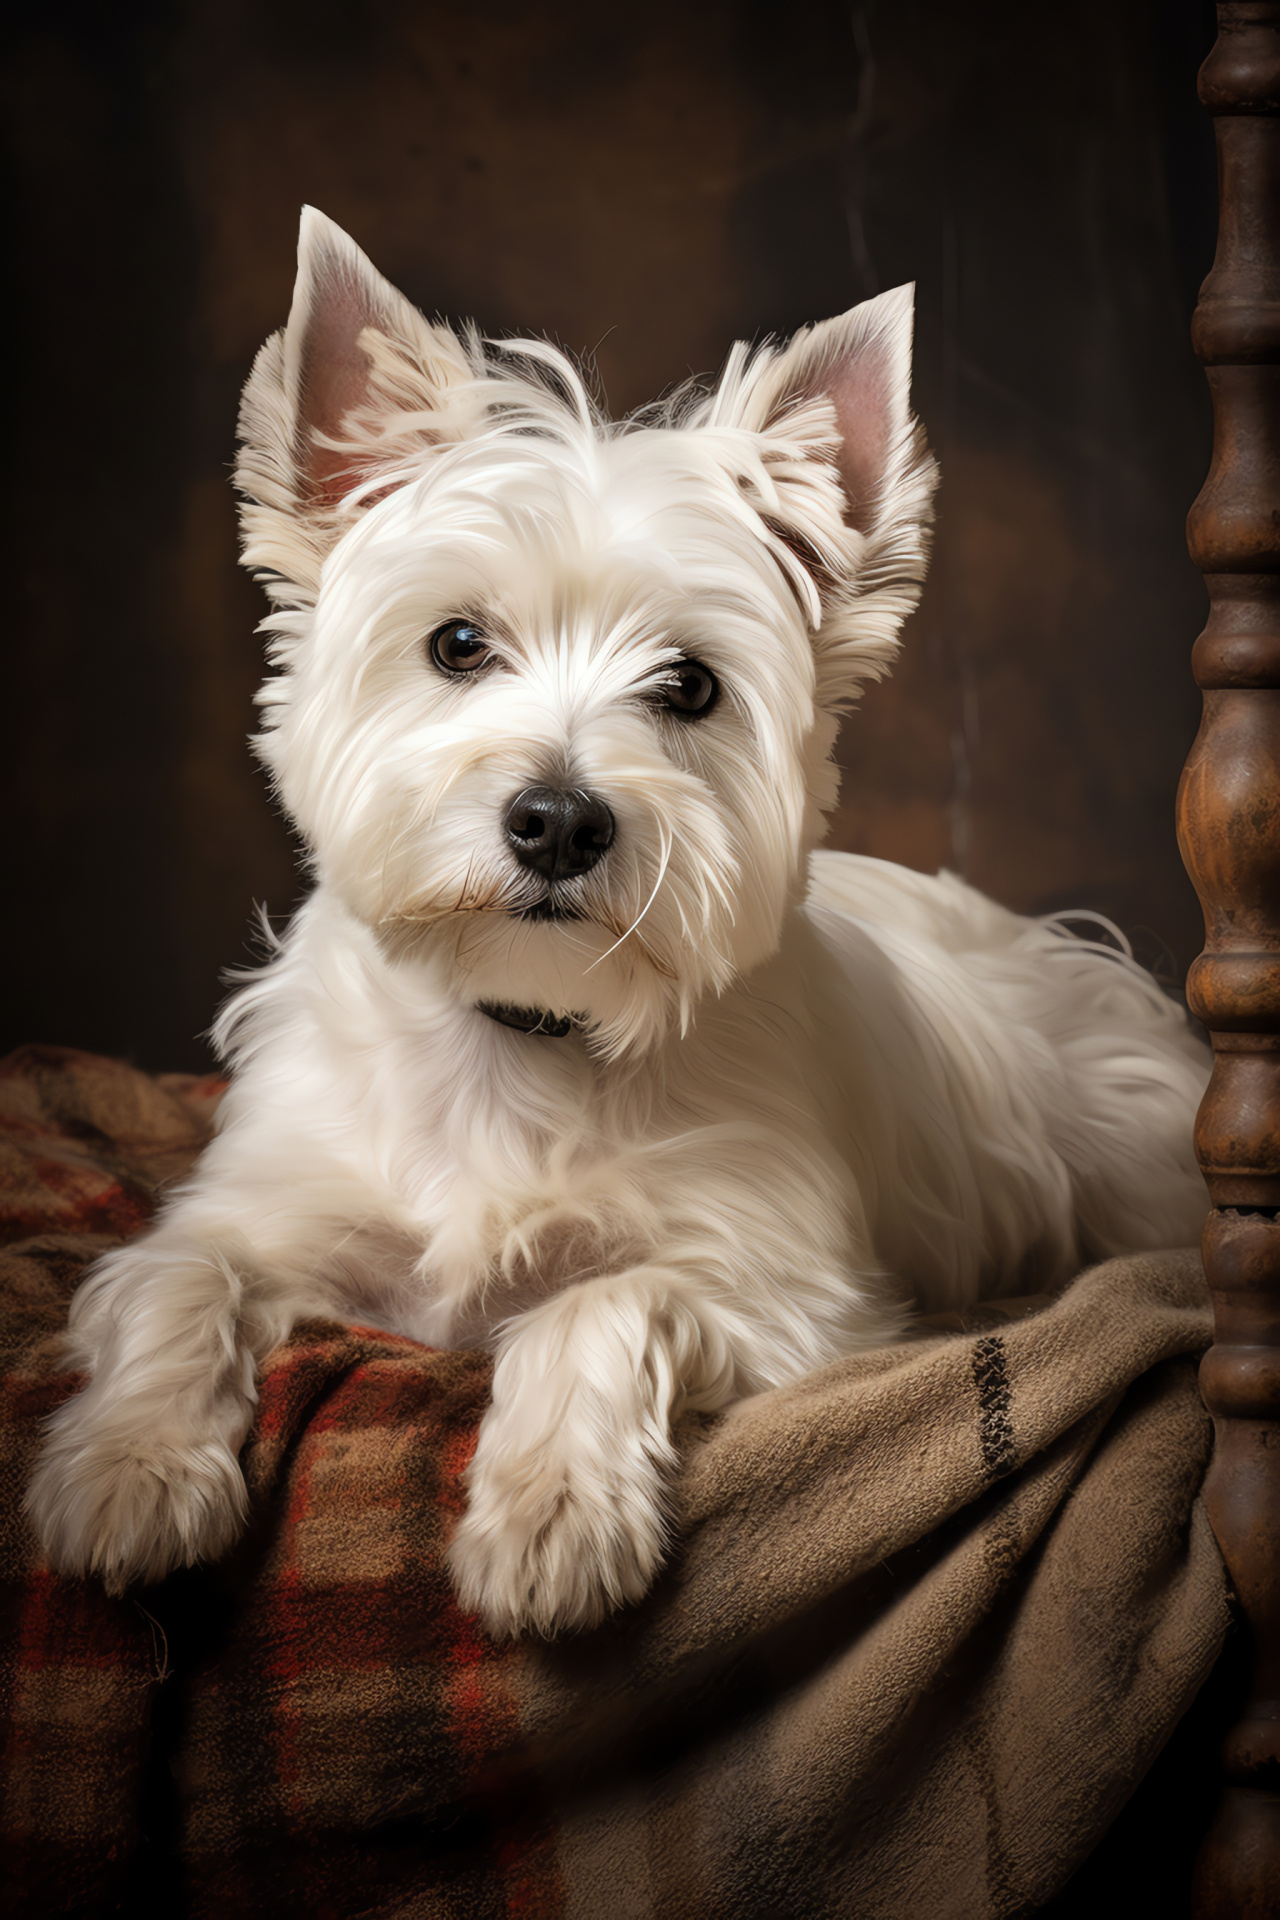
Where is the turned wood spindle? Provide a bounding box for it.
[1177,5,1280,1912]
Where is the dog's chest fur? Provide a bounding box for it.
[217,891,840,1349]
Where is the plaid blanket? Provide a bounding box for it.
[0,1045,1229,1918]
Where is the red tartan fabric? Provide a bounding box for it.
[181,1324,561,1918]
[0,1048,560,1917]
[0,1049,221,1914]
[0,1045,1231,1920]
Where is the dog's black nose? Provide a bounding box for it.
[502,785,615,880]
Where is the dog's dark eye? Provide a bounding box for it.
[658,659,718,718]
[429,620,493,675]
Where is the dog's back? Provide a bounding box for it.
[801,851,1209,1309]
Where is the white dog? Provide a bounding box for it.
[28,210,1209,1636]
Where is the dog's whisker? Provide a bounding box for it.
[454,853,480,915]
[583,828,672,974]
[384,888,517,930]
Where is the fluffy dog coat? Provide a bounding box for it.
[28,210,1209,1636]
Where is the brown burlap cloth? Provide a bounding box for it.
[0,1047,1229,1918]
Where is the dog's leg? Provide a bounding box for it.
[26,1203,334,1592]
[448,1233,893,1638]
[448,1127,902,1638]
[447,1266,721,1637]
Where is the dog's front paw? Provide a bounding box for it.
[447,1425,670,1638]
[27,1402,249,1595]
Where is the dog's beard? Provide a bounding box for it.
[374,828,740,1059]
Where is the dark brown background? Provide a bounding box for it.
[1,0,1218,1071]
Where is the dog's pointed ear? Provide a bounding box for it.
[237,208,478,602]
[282,207,474,510]
[712,286,937,706]
[743,284,919,537]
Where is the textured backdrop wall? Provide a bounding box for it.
[2,0,1217,1069]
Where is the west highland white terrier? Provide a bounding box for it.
[29,209,1209,1636]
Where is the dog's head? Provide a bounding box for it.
[238,209,936,1055]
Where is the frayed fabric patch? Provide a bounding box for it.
[972,1333,1016,1480]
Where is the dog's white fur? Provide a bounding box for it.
[28,210,1209,1636]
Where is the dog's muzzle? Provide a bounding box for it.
[502,785,615,881]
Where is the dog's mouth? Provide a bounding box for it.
[516,896,584,924]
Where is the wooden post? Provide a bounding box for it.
[1178,5,1280,1912]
